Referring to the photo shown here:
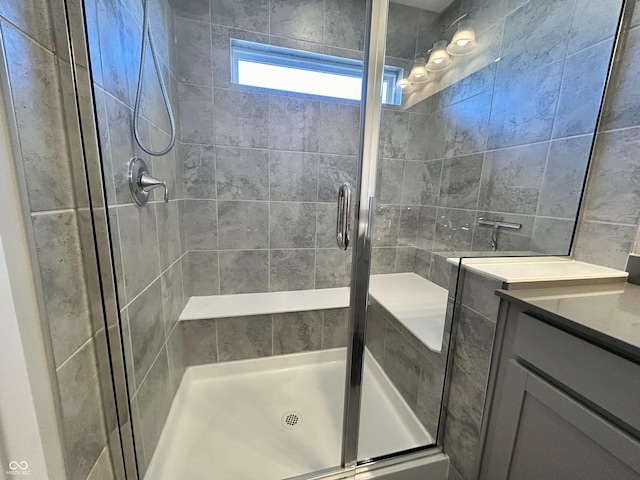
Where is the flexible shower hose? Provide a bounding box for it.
[133,0,176,156]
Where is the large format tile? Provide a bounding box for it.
[379,109,410,159]
[270,0,324,43]
[217,314,273,361]
[383,324,422,407]
[569,0,621,54]
[373,205,401,247]
[178,83,214,144]
[371,247,398,274]
[3,27,75,211]
[156,201,181,270]
[440,154,483,209]
[581,127,640,225]
[215,89,270,148]
[472,212,534,253]
[161,261,184,338]
[173,0,209,20]
[270,95,320,152]
[433,208,476,252]
[407,113,429,161]
[315,249,352,288]
[128,279,165,389]
[402,160,442,206]
[478,143,548,215]
[537,136,591,219]
[219,250,269,294]
[175,16,212,86]
[184,199,218,250]
[270,202,317,248]
[57,340,108,480]
[376,158,405,204]
[0,0,54,49]
[211,0,269,33]
[215,146,269,200]
[531,217,574,255]
[185,251,220,296]
[325,0,366,51]
[211,24,269,88]
[416,206,437,251]
[273,311,323,354]
[269,249,316,291]
[270,151,319,202]
[318,101,361,155]
[180,319,218,366]
[317,155,359,202]
[574,221,636,270]
[217,201,269,249]
[322,308,349,349]
[386,2,419,59]
[32,212,92,367]
[444,91,491,159]
[182,144,216,199]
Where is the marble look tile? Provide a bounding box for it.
[398,206,418,247]
[459,270,500,321]
[217,201,269,249]
[366,303,387,364]
[373,205,401,247]
[0,0,54,49]
[416,9,440,57]
[316,203,338,248]
[384,324,422,406]
[325,0,366,51]
[429,253,451,289]
[531,217,574,255]
[500,0,574,74]
[414,248,432,280]
[215,146,269,200]
[537,136,591,218]
[211,24,269,88]
[86,446,114,480]
[211,0,269,33]
[219,250,269,293]
[376,158,405,204]
[270,202,317,248]
[3,28,75,211]
[553,42,611,138]
[406,114,429,161]
[445,91,491,158]
[386,2,419,59]
[270,0,324,43]
[182,144,216,199]
[161,261,184,338]
[478,143,548,215]
[416,348,445,437]
[472,212,534,253]
[453,305,495,387]
[270,249,315,291]
[270,151,319,202]
[602,27,640,130]
[270,95,320,152]
[173,0,209,20]
[574,221,636,270]
[185,251,220,296]
[32,212,92,367]
[488,61,564,149]
[318,155,359,202]
[175,16,212,86]
[156,201,181,270]
[185,200,218,250]
[117,204,161,300]
[379,109,410,159]
[416,206,437,250]
[440,154,483,209]
[178,83,214,144]
[180,319,218,365]
[569,0,621,54]
[215,89,270,148]
[582,127,640,225]
[273,311,323,354]
[396,247,416,273]
[217,314,273,361]
[426,108,448,160]
[402,160,442,206]
[433,208,476,252]
[135,348,173,464]
[167,324,185,395]
[460,0,505,34]
[315,249,352,288]
[371,247,398,275]
[128,279,165,388]
[318,101,361,155]
[57,340,108,480]
[148,129,177,201]
[322,308,349,349]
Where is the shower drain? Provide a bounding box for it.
[281,411,303,429]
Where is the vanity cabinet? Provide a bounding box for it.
[479,306,640,480]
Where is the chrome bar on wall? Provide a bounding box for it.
[341,0,389,468]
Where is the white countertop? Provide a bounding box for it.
[446,257,628,284]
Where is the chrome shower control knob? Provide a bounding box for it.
[128,157,169,206]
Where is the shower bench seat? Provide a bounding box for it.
[180,272,448,352]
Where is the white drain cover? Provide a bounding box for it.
[281,411,303,429]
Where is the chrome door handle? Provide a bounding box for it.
[336,182,352,250]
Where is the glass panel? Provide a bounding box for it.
[357,0,624,464]
[84,0,367,478]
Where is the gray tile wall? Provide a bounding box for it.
[376,0,622,284]
[0,2,114,479]
[179,308,350,366]
[574,1,640,270]
[86,0,186,474]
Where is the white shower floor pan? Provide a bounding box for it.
[145,348,432,480]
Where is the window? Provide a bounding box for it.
[231,39,403,105]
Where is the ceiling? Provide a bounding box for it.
[392,0,454,13]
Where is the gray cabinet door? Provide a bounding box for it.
[481,360,640,480]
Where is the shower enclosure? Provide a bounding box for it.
[51,0,625,477]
